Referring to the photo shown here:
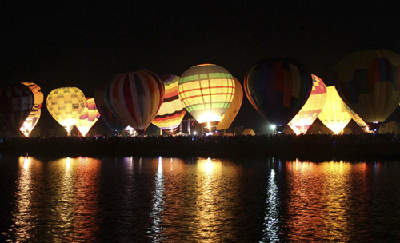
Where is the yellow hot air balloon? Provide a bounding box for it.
[344,104,367,127]
[217,78,243,130]
[318,86,351,134]
[178,64,235,131]
[289,74,327,134]
[46,87,86,136]
[76,98,100,137]
[20,82,44,136]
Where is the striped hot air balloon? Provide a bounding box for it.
[94,84,126,135]
[318,86,351,134]
[217,78,243,130]
[152,74,186,132]
[244,58,313,128]
[178,64,235,131]
[288,74,327,134]
[0,83,34,135]
[76,98,100,136]
[20,82,44,136]
[104,69,164,132]
[46,87,86,136]
[335,50,400,124]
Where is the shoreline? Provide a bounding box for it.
[1,134,400,162]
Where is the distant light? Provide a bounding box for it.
[194,131,197,135]
[270,125,276,129]
[373,121,379,124]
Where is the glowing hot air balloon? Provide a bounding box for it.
[46,87,86,136]
[335,50,400,124]
[318,86,351,134]
[217,78,243,130]
[20,82,44,136]
[178,64,235,131]
[105,69,164,133]
[152,74,186,133]
[244,58,313,129]
[75,98,100,136]
[288,74,327,134]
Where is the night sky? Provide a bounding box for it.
[3,1,400,134]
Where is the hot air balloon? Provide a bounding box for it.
[244,58,313,130]
[46,87,86,136]
[178,64,235,131]
[20,109,41,137]
[335,50,400,125]
[0,83,34,135]
[217,78,243,130]
[94,84,126,135]
[75,98,100,136]
[104,69,164,133]
[288,74,327,134]
[318,86,351,134]
[20,82,44,137]
[152,74,186,133]
[344,104,367,127]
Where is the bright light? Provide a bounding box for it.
[270,125,276,130]
[194,131,197,135]
[197,113,222,124]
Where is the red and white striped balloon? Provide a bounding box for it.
[104,69,164,131]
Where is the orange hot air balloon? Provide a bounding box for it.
[20,82,44,136]
[289,74,327,134]
[76,98,100,136]
[217,78,243,130]
[152,74,186,132]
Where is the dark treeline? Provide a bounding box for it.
[1,134,400,162]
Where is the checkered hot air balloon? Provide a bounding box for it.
[75,98,100,136]
[0,83,34,135]
[335,50,400,124]
[244,58,313,128]
[178,64,235,131]
[152,74,186,133]
[104,69,164,133]
[94,83,126,135]
[46,87,86,136]
[288,74,327,134]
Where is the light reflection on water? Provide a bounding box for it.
[1,157,400,242]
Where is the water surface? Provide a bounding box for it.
[1,156,400,242]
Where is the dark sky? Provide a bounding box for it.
[2,1,400,134]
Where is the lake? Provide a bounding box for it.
[1,156,400,242]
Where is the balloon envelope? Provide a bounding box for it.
[46,87,86,128]
[318,86,351,134]
[0,83,34,133]
[178,64,235,124]
[335,50,400,123]
[152,74,186,130]
[105,69,164,130]
[289,74,327,134]
[217,78,243,130]
[94,84,126,133]
[244,58,313,126]
[76,98,100,136]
